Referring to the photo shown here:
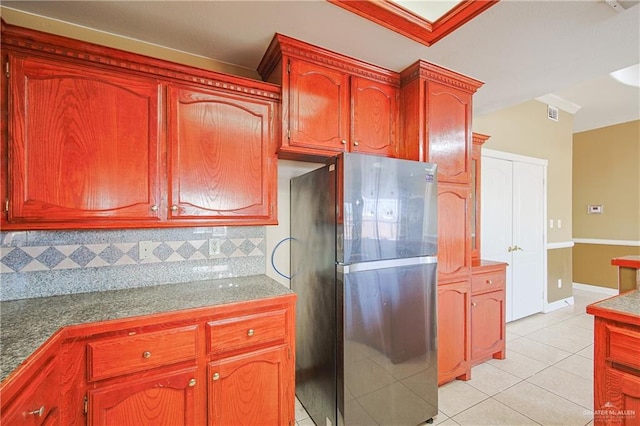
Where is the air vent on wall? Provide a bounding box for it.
[547,105,559,122]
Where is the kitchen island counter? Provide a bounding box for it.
[0,275,292,382]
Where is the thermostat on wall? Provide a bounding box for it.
[587,205,603,214]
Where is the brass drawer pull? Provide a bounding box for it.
[247,329,255,337]
[212,373,220,381]
[143,351,151,359]
[188,378,196,387]
[486,279,493,284]
[27,406,45,417]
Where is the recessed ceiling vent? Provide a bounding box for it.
[547,105,559,122]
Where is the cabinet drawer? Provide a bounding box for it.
[607,325,640,371]
[207,309,286,354]
[2,357,59,425]
[87,325,198,381]
[471,270,505,295]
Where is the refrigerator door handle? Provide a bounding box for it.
[337,255,437,274]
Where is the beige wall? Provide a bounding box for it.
[573,120,640,241]
[572,120,640,290]
[0,7,259,79]
[473,100,574,303]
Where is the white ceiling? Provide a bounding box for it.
[2,0,639,133]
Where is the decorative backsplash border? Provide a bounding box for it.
[0,227,266,301]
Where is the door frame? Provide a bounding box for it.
[481,149,550,315]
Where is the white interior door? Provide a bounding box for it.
[481,153,546,322]
[511,162,545,319]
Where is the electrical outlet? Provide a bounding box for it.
[549,219,554,229]
[139,241,154,259]
[557,219,562,229]
[209,239,221,256]
[557,278,562,289]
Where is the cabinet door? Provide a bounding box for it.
[1,357,59,426]
[208,346,291,426]
[287,59,350,152]
[425,81,472,184]
[168,85,276,222]
[437,183,472,282]
[471,290,505,362]
[437,281,470,385]
[351,76,398,157]
[597,368,640,425]
[8,55,161,224]
[88,367,202,426]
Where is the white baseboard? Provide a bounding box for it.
[544,297,574,313]
[573,282,618,296]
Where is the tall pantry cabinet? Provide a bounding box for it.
[400,61,484,385]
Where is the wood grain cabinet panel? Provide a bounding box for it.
[471,290,505,362]
[2,22,280,229]
[206,309,287,355]
[258,34,400,161]
[1,356,60,426]
[425,82,472,184]
[437,280,471,385]
[168,85,276,222]
[288,59,350,152]
[87,367,202,426]
[351,76,398,157]
[7,54,161,224]
[87,325,198,381]
[437,183,471,282]
[208,346,289,426]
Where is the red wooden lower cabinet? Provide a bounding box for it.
[437,280,471,385]
[208,346,290,425]
[0,294,296,426]
[587,299,640,426]
[470,261,507,365]
[88,367,202,425]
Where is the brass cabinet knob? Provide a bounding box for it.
[341,140,347,145]
[27,406,45,417]
[247,329,255,337]
[171,205,178,212]
[188,378,196,387]
[354,141,359,146]
[150,205,158,212]
[143,351,151,359]
[486,280,493,285]
[212,373,220,381]
[472,302,477,307]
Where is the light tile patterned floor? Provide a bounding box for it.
[295,288,608,425]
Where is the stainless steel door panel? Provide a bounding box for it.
[339,153,437,264]
[338,262,438,426]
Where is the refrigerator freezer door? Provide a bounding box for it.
[338,261,438,425]
[339,153,437,265]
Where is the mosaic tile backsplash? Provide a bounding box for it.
[0,227,266,301]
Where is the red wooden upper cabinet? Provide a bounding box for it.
[288,59,350,153]
[258,34,400,162]
[167,85,277,224]
[7,54,162,225]
[400,61,483,184]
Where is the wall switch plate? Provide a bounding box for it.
[557,219,562,229]
[209,239,221,256]
[549,219,554,229]
[139,241,153,259]
[557,278,562,288]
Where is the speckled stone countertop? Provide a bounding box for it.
[0,275,293,382]
[587,290,640,328]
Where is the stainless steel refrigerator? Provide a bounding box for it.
[291,152,438,426]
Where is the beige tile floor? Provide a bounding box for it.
[295,288,608,426]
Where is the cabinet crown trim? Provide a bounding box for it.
[1,21,281,100]
[258,33,400,86]
[400,60,483,93]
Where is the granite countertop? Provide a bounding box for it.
[587,289,640,324]
[0,275,293,382]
